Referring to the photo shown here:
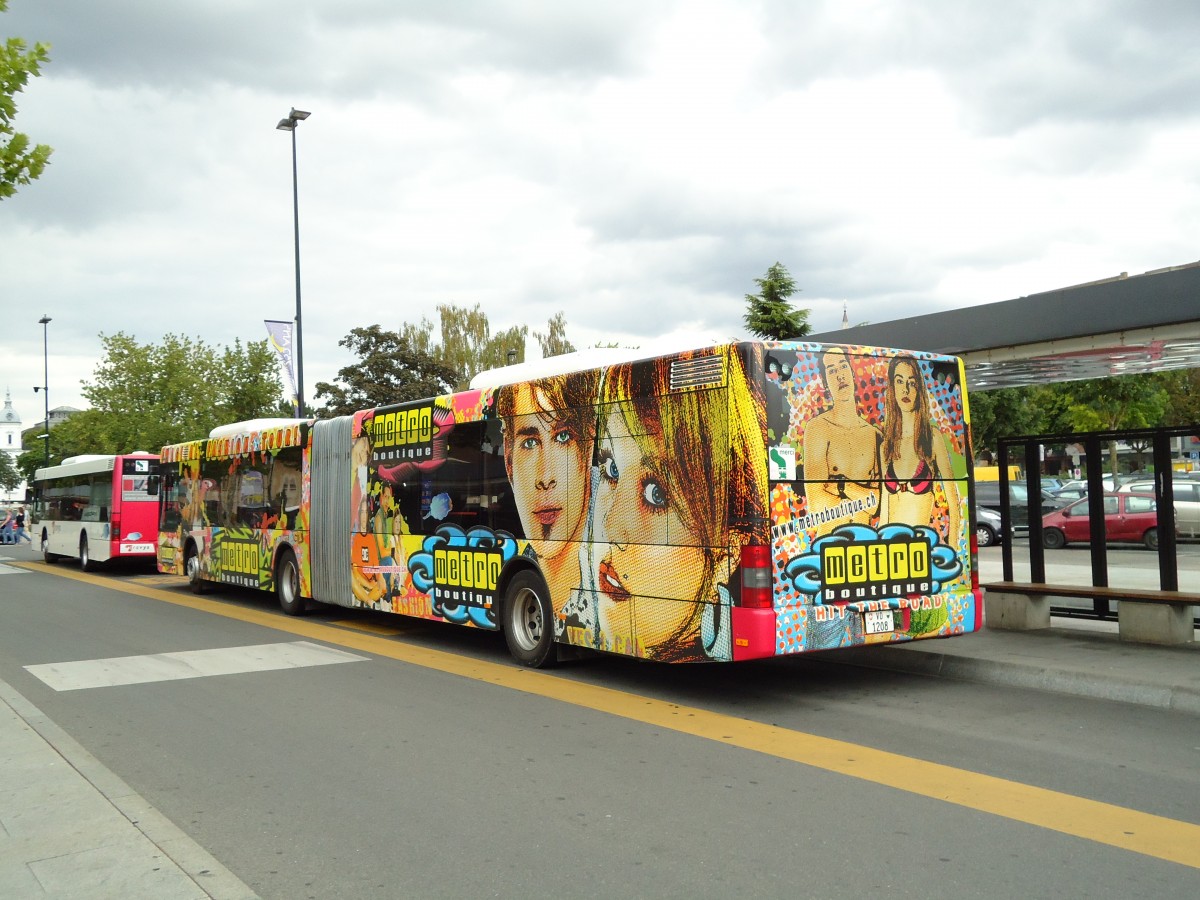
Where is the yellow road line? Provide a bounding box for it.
[328,619,410,636]
[21,560,1200,870]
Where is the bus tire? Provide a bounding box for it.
[42,530,60,564]
[79,535,98,572]
[502,571,557,668]
[186,544,208,594]
[276,549,306,616]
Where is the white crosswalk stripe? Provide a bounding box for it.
[25,641,368,691]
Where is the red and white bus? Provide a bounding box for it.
[33,453,161,570]
[158,341,981,665]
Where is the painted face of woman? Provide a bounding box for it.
[593,408,708,651]
[893,361,920,413]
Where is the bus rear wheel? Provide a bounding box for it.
[502,571,556,668]
[276,549,306,616]
[186,545,207,594]
[79,535,98,572]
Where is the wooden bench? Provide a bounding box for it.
[981,581,1199,645]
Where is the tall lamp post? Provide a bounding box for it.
[34,314,51,469]
[276,107,311,416]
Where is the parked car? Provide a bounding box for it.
[1040,477,1065,492]
[1041,492,1163,550]
[1049,486,1087,503]
[973,504,1005,547]
[1116,477,1200,538]
[975,481,1070,531]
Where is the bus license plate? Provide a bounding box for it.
[863,610,895,635]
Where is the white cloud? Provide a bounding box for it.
[2,0,1198,432]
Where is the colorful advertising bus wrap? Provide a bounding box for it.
[34,453,161,570]
[157,420,308,608]
[158,341,981,666]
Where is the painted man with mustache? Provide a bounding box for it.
[497,370,600,610]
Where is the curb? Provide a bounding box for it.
[820,644,1200,716]
[0,678,260,900]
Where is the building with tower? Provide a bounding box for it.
[1,390,25,502]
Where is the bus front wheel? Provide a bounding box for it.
[186,545,208,594]
[502,571,557,668]
[276,549,306,616]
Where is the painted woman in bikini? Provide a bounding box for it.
[877,355,962,546]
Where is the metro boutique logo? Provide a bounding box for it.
[819,537,931,602]
[218,539,263,587]
[371,407,434,462]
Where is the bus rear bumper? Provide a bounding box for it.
[730,607,778,661]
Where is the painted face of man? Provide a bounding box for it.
[506,384,589,561]
[822,351,855,404]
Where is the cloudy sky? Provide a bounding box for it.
[3,0,1199,428]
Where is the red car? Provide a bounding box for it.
[1041,492,1163,550]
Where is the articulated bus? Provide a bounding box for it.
[33,453,161,570]
[157,341,980,666]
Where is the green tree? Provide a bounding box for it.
[313,325,461,416]
[0,449,20,493]
[968,386,1048,462]
[534,311,575,359]
[318,307,578,411]
[1,0,52,200]
[436,304,527,387]
[1156,369,1200,427]
[14,333,285,475]
[743,262,810,340]
[1059,375,1169,477]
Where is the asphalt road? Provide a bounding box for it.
[2,559,1198,899]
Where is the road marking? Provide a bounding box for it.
[329,619,411,636]
[0,563,30,575]
[25,641,367,691]
[18,559,1200,870]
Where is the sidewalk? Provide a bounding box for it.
[0,677,258,899]
[1,543,258,899]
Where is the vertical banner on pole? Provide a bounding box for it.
[265,319,299,416]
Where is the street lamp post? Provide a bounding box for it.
[276,107,311,416]
[35,314,51,469]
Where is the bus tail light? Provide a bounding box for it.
[738,543,773,608]
[111,511,121,541]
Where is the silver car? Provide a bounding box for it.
[974,504,1005,547]
[1118,478,1200,538]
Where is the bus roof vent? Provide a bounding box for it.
[669,354,724,391]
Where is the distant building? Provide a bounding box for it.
[1,390,25,501]
[2,400,83,502]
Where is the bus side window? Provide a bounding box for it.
[269,447,303,529]
[428,422,487,530]
[160,471,182,531]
